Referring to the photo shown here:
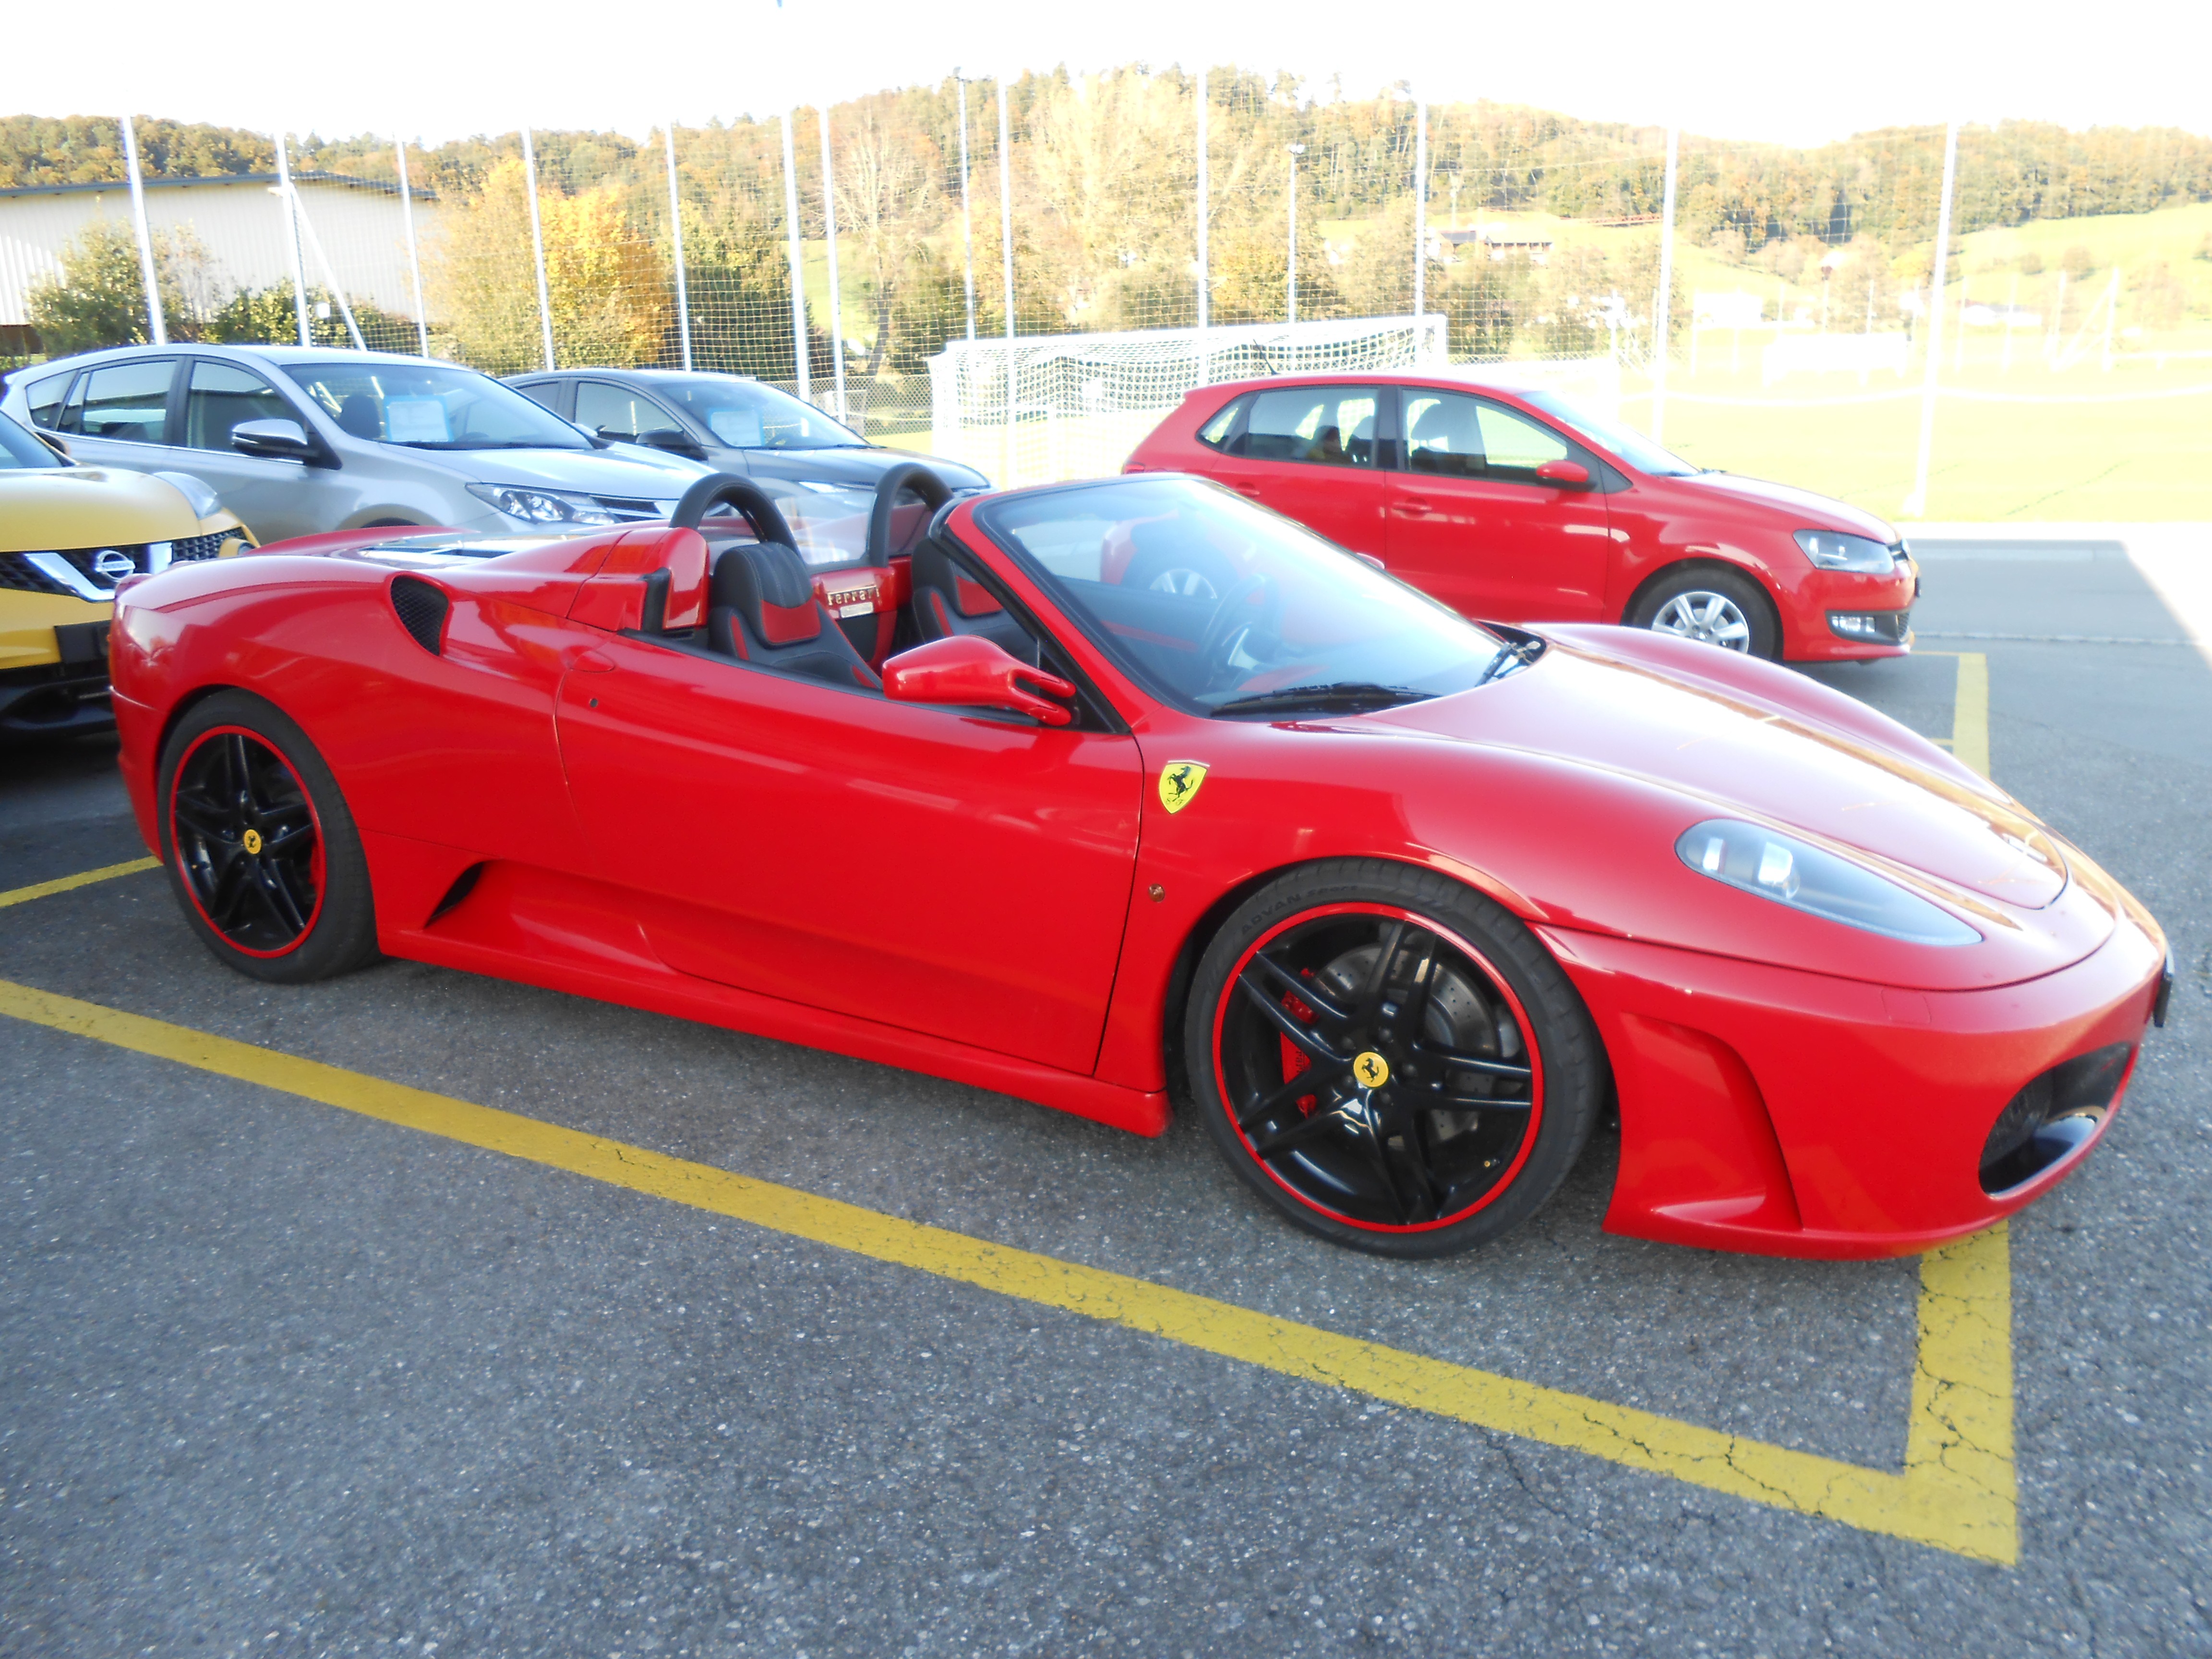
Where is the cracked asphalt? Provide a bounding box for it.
[3,530,2208,1657]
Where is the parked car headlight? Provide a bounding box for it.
[1794,529,1897,573]
[1676,819,1981,945]
[150,469,224,520]
[467,483,616,526]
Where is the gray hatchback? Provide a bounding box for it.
[0,344,717,544]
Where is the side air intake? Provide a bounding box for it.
[390,576,450,655]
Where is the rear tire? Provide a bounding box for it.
[157,691,379,984]
[1185,859,1603,1258]
[1630,565,1780,660]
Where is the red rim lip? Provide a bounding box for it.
[1213,901,1547,1234]
[168,724,326,959]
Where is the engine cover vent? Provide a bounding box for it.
[390,576,450,655]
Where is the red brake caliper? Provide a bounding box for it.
[1279,983,1319,1116]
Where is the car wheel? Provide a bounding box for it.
[1186,859,1603,1258]
[1631,566,1779,659]
[158,691,379,984]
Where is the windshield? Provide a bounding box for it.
[283,361,593,451]
[649,375,864,450]
[978,478,1518,716]
[1516,390,1701,477]
[0,411,65,469]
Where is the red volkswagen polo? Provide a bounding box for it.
[1124,372,1916,662]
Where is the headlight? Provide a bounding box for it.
[466,483,616,526]
[1794,529,1897,573]
[1676,819,1980,946]
[150,469,224,520]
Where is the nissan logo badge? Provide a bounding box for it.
[92,549,136,582]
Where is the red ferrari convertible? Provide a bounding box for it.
[107,467,2169,1259]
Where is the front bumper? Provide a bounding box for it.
[1544,914,2165,1258]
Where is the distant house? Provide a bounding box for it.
[0,171,439,350]
[1440,227,1555,266]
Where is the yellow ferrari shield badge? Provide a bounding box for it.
[1354,1051,1390,1089]
[1158,761,1209,815]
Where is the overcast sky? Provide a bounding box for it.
[17,0,2209,150]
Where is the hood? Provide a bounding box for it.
[1670,471,1897,542]
[419,444,717,500]
[1370,626,2064,914]
[0,468,205,550]
[735,444,990,492]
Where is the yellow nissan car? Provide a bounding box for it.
[1,410,252,738]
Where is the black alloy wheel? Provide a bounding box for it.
[1189,860,1603,1257]
[159,691,379,984]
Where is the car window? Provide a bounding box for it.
[1404,391,1578,485]
[650,374,862,450]
[508,379,570,418]
[1195,395,1243,448]
[186,360,297,451]
[1228,386,1380,468]
[0,411,66,469]
[21,370,74,431]
[979,477,1515,715]
[576,380,668,442]
[283,360,594,450]
[60,360,174,444]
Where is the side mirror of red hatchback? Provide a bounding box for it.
[1536,459,1592,487]
[882,634,1077,726]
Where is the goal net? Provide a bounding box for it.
[927,314,1448,487]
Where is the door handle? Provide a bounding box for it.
[1395,496,1432,513]
[571,648,616,673]
[1232,483,1263,497]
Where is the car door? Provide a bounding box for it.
[177,358,348,543]
[1385,389,1613,624]
[555,625,1144,1075]
[1198,384,1394,559]
[52,357,179,472]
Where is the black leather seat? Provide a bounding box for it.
[909,538,1037,664]
[335,396,383,440]
[706,541,881,690]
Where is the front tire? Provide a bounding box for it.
[1185,859,1603,1258]
[158,691,379,984]
[1630,565,1779,660]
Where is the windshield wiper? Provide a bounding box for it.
[1470,636,1546,687]
[1211,682,1432,717]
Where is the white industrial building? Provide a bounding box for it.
[0,171,440,351]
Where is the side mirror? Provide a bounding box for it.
[640,426,708,459]
[882,634,1077,726]
[232,418,316,462]
[1536,458,1591,488]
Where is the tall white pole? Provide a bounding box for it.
[1286,144,1303,324]
[997,77,1016,458]
[663,120,693,371]
[1412,94,1427,327]
[956,72,975,342]
[395,138,430,357]
[275,133,312,347]
[1651,125,1679,442]
[780,110,809,400]
[119,115,167,346]
[819,106,847,421]
[1195,69,1210,341]
[520,127,556,372]
[1904,118,1959,519]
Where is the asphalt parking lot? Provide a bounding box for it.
[4,531,2209,1658]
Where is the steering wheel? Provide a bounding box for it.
[1196,575,1283,691]
[671,472,798,547]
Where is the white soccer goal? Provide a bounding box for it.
[927,314,1449,487]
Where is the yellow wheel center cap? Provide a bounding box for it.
[1353,1051,1390,1090]
[241,829,263,855]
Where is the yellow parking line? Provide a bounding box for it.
[0,975,2017,1564]
[0,856,158,911]
[0,661,2016,1562]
